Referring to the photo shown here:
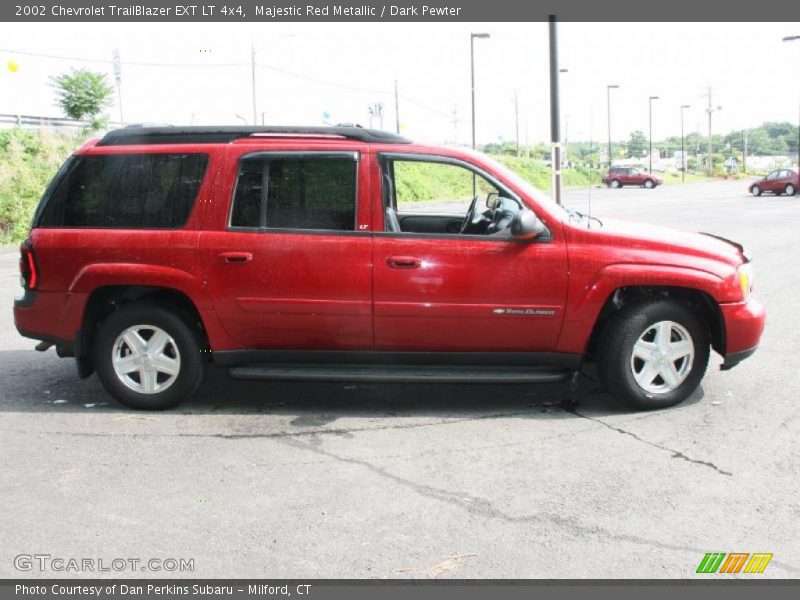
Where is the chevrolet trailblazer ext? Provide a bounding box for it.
[13,126,765,410]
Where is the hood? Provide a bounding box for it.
[590,217,745,266]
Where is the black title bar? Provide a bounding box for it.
[4,0,800,21]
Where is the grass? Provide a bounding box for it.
[0,129,84,244]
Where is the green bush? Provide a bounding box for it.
[0,129,84,244]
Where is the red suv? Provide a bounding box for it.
[602,167,663,189]
[749,169,799,196]
[14,126,765,410]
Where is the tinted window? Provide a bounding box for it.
[38,154,208,228]
[230,155,357,231]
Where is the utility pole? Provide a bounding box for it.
[704,86,722,177]
[680,105,690,183]
[450,105,460,145]
[513,90,520,156]
[251,43,257,125]
[607,84,620,169]
[112,48,123,126]
[394,80,400,134]
[548,15,562,205]
[470,32,490,149]
[648,96,659,173]
[743,130,748,174]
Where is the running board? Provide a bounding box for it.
[228,364,571,384]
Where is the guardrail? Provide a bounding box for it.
[0,113,122,129]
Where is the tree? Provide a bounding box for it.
[626,130,647,158]
[50,69,114,128]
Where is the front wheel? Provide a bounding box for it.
[751,185,762,197]
[94,303,205,410]
[596,299,710,409]
[786,184,796,196]
[643,179,655,189]
[609,179,621,189]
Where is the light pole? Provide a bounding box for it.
[607,84,619,169]
[648,95,659,173]
[705,87,722,176]
[548,15,562,205]
[559,68,568,165]
[470,32,491,149]
[783,36,800,174]
[251,35,295,126]
[680,104,690,182]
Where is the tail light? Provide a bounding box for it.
[19,239,38,290]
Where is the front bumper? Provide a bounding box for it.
[719,296,766,370]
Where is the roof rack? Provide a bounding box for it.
[97,125,412,146]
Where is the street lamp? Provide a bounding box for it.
[470,32,491,149]
[783,35,800,174]
[649,95,659,173]
[607,84,619,169]
[680,104,691,183]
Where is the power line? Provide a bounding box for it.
[0,46,455,118]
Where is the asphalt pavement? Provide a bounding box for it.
[0,179,798,578]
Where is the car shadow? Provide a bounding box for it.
[0,349,704,425]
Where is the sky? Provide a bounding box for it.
[0,21,799,145]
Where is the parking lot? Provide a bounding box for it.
[0,179,798,579]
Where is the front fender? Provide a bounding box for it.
[555,263,737,355]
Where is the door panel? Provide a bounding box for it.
[373,235,568,351]
[200,148,373,350]
[200,231,372,349]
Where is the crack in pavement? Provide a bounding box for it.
[567,409,733,477]
[0,409,551,441]
[281,436,800,576]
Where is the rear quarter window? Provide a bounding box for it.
[36,153,209,229]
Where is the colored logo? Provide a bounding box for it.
[696,552,773,574]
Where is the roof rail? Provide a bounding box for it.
[97,125,412,146]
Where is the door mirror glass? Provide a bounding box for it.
[510,209,547,241]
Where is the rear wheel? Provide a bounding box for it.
[643,179,655,189]
[751,185,762,197]
[94,303,204,410]
[786,184,796,196]
[597,299,710,409]
[609,179,621,189]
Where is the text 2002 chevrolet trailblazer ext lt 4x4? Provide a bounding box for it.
[14,126,765,410]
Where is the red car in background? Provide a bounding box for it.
[602,167,663,189]
[749,169,799,196]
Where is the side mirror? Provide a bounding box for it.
[510,209,547,241]
[485,192,500,210]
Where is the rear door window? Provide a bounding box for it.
[229,154,357,231]
[37,153,208,229]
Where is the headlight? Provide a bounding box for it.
[737,263,754,299]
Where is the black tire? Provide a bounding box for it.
[94,303,204,410]
[643,179,655,189]
[596,299,710,410]
[609,179,621,189]
[751,185,761,197]
[786,184,796,196]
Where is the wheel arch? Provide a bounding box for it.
[75,285,210,379]
[584,285,725,361]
